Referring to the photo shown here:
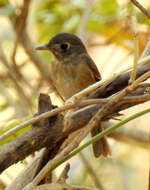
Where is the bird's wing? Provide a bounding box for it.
[81,54,101,81]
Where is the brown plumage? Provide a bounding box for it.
[36,33,111,157]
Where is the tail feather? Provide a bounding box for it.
[91,124,111,157]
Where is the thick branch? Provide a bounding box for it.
[1,57,150,174]
[0,85,149,174]
[89,61,150,98]
[131,0,150,19]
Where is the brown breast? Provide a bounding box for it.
[50,59,96,100]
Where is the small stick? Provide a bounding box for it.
[57,163,70,184]
[131,0,150,19]
[129,15,139,83]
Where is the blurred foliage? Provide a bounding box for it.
[0,0,8,6]
[34,0,119,41]
[33,0,150,54]
[0,0,149,189]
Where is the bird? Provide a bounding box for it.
[36,32,111,157]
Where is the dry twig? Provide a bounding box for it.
[130,15,139,83]
[5,149,46,190]
[131,0,150,19]
[57,163,70,184]
[1,91,150,142]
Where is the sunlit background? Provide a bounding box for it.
[0,0,149,189]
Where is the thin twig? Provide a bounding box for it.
[11,0,38,96]
[12,0,31,65]
[10,14,60,99]
[1,94,150,142]
[130,15,139,83]
[0,98,109,142]
[5,149,46,190]
[131,0,150,19]
[57,163,70,183]
[19,30,64,102]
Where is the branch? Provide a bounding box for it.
[89,62,150,99]
[66,55,150,103]
[129,15,139,83]
[131,0,150,19]
[11,0,31,68]
[0,82,150,173]
[5,149,46,190]
[57,163,70,184]
[1,61,150,142]
[20,30,64,101]
[1,41,150,178]
[10,0,37,96]
[10,16,62,100]
[24,71,150,186]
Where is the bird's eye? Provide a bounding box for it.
[60,43,70,50]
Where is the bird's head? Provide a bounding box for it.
[36,33,87,61]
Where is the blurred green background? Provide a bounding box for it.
[0,0,149,189]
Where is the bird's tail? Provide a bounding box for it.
[91,123,111,157]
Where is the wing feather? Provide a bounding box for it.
[81,54,101,81]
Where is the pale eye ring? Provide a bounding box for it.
[60,42,70,50]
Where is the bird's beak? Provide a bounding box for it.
[35,44,51,51]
